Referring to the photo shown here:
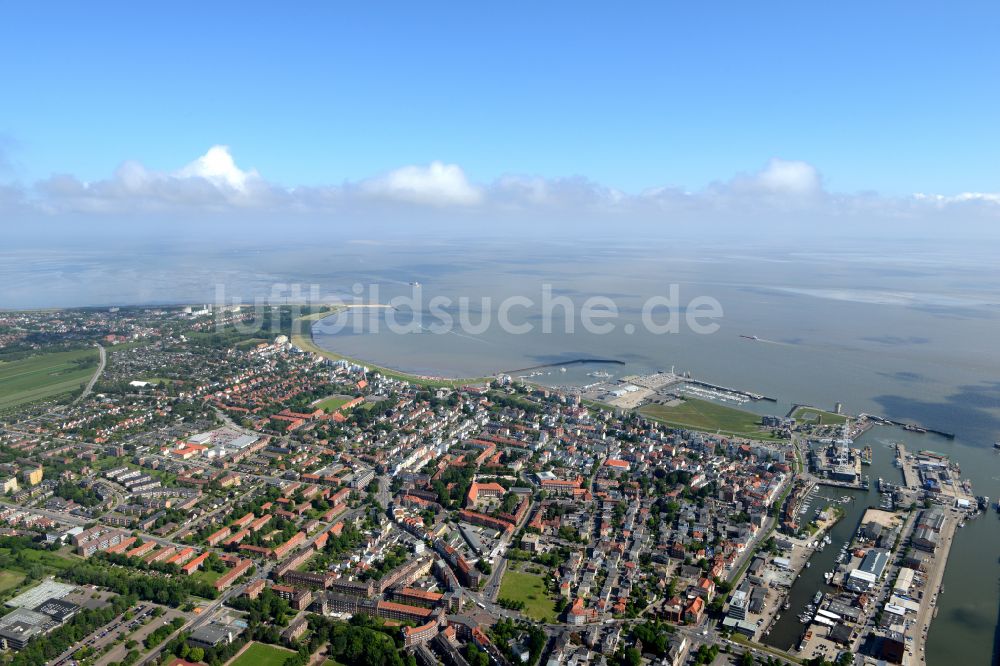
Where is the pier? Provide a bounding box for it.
[897,444,922,489]
[686,379,777,402]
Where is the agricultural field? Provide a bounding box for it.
[498,569,557,622]
[638,397,777,440]
[0,347,99,410]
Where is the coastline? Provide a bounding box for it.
[295,309,976,662]
[291,310,492,389]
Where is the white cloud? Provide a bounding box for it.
[914,192,1000,205]
[361,161,481,205]
[3,148,999,237]
[726,158,822,197]
[176,145,258,191]
[29,146,280,213]
[754,158,822,195]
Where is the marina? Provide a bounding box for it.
[766,426,977,663]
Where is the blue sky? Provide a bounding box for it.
[2,1,999,197]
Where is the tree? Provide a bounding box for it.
[188,647,204,662]
[621,647,641,666]
[466,645,489,666]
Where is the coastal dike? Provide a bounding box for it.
[915,512,959,665]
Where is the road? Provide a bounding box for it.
[375,473,392,510]
[52,603,158,666]
[73,343,106,405]
[725,472,793,585]
[137,574,261,666]
[0,501,205,554]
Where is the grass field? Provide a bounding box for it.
[791,406,849,426]
[228,641,295,666]
[235,338,270,349]
[0,348,99,410]
[0,545,78,573]
[0,571,26,595]
[138,377,174,386]
[638,397,778,440]
[314,395,352,412]
[498,569,557,622]
[191,568,225,586]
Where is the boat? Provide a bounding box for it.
[805,561,811,568]
[813,591,823,604]
[409,281,421,287]
[994,442,1000,450]
[740,334,760,341]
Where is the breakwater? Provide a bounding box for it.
[503,358,626,374]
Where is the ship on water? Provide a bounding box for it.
[861,445,873,465]
[740,334,760,341]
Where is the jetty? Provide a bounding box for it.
[861,413,955,439]
[503,358,625,374]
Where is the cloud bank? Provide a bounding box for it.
[2,146,999,238]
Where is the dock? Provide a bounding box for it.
[686,379,777,402]
[897,444,921,489]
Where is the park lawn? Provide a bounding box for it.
[314,395,352,412]
[228,642,295,666]
[791,406,849,426]
[498,569,558,622]
[138,377,174,386]
[0,348,99,410]
[191,568,225,586]
[638,397,778,440]
[0,570,26,595]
